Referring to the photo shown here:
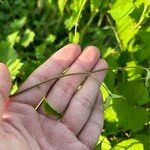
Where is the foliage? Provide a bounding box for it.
[0,0,150,149]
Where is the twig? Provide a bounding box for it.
[74,0,87,44]
[10,68,109,98]
[9,65,146,98]
[106,14,124,51]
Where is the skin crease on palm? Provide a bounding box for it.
[0,44,108,150]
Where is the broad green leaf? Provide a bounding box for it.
[101,83,110,101]
[119,81,150,105]
[109,0,137,46]
[35,44,46,59]
[94,135,112,150]
[101,83,123,109]
[43,98,62,118]
[45,34,56,43]
[112,99,149,131]
[65,0,87,30]
[103,95,112,110]
[0,41,17,63]
[134,134,150,150]
[10,17,26,30]
[104,105,119,133]
[7,31,20,46]
[8,59,23,80]
[58,0,68,15]
[21,29,35,47]
[135,27,150,61]
[113,138,144,150]
[109,0,149,47]
[125,61,143,81]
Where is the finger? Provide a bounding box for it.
[11,44,81,107]
[61,59,107,135]
[38,46,100,114]
[78,93,104,150]
[0,63,12,122]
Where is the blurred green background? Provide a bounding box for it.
[0,0,150,149]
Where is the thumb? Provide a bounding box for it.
[0,63,12,123]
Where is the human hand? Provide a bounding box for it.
[0,44,107,150]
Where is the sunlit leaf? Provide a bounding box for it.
[8,59,23,80]
[7,31,20,46]
[21,29,35,47]
[58,0,68,15]
[94,135,112,150]
[45,34,56,43]
[113,138,144,150]
[10,17,26,30]
[125,61,143,81]
[0,41,17,63]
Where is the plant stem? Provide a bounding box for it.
[74,0,87,44]
[106,14,124,51]
[9,65,146,98]
[10,68,108,98]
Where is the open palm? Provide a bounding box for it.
[0,44,107,150]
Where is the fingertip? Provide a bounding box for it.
[0,63,12,99]
[62,43,81,55]
[83,46,101,61]
[99,59,108,69]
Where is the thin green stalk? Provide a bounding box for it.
[74,0,87,44]
[106,14,124,51]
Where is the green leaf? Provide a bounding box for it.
[112,99,149,131]
[11,82,18,95]
[58,0,68,15]
[45,34,56,43]
[65,0,86,30]
[8,59,23,80]
[0,41,17,63]
[135,27,150,61]
[113,138,144,150]
[109,0,149,47]
[104,105,119,133]
[21,29,35,47]
[125,61,143,81]
[35,44,46,59]
[119,81,150,105]
[43,98,62,118]
[7,31,20,46]
[94,135,112,150]
[10,17,26,30]
[134,134,150,150]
